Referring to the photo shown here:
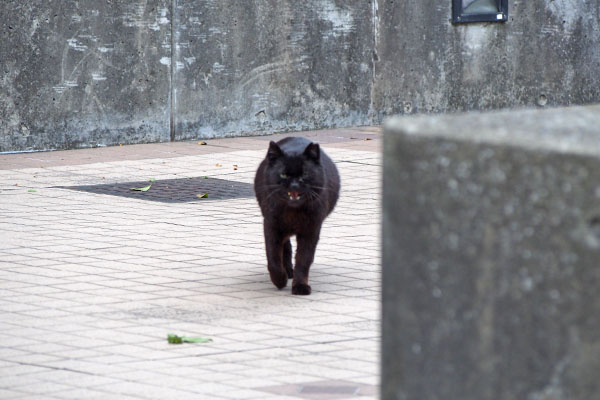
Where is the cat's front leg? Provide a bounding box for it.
[264,224,288,289]
[292,232,320,295]
[283,240,293,279]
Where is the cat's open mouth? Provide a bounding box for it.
[287,191,302,201]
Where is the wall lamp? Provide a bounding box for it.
[452,0,508,23]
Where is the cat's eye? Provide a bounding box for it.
[279,173,288,179]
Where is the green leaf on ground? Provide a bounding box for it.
[167,334,183,344]
[197,193,209,198]
[149,178,156,182]
[131,184,152,192]
[168,334,212,344]
[202,176,208,179]
[27,189,37,193]
[182,337,213,343]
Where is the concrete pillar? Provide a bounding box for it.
[382,105,600,400]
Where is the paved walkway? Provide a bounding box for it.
[0,127,381,400]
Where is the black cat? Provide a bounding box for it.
[254,137,340,295]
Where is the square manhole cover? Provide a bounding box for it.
[56,176,254,203]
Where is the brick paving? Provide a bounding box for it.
[0,127,381,400]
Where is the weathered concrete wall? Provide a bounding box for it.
[382,105,600,400]
[0,1,172,152]
[2,1,600,151]
[372,0,600,117]
[173,0,374,140]
[1,0,375,152]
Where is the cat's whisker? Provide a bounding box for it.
[308,190,326,207]
[263,188,283,202]
[309,186,332,192]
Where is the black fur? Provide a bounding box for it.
[254,137,340,295]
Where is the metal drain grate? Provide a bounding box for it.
[56,176,254,203]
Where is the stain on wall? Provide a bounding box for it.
[1,0,600,152]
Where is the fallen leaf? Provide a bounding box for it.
[131,184,152,192]
[216,163,222,167]
[27,189,36,193]
[149,178,156,182]
[167,334,183,344]
[364,138,373,141]
[202,176,208,179]
[198,141,207,145]
[168,334,212,344]
[197,193,209,198]
[182,337,212,343]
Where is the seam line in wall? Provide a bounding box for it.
[170,0,176,141]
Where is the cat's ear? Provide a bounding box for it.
[267,141,283,162]
[304,143,320,162]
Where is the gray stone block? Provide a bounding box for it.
[382,105,600,400]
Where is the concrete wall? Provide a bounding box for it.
[382,105,600,400]
[173,0,374,141]
[372,0,600,118]
[0,1,172,152]
[2,1,600,152]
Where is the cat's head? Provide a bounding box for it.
[264,140,324,207]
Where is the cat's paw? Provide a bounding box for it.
[292,283,311,295]
[269,269,288,289]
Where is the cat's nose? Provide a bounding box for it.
[289,181,300,190]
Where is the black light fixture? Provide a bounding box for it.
[452,0,508,23]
